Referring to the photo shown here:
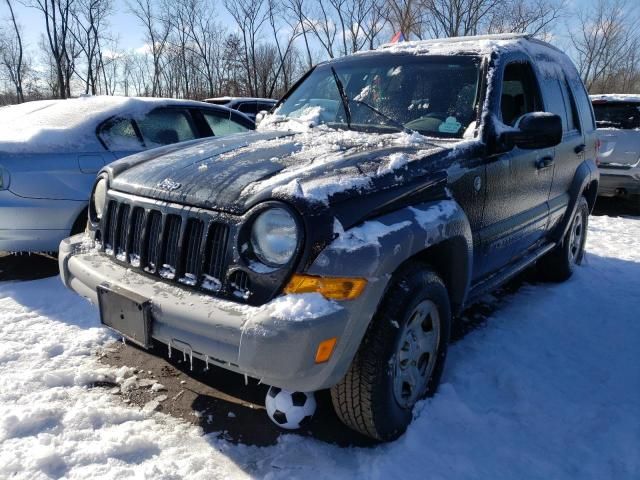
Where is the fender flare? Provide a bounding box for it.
[304,199,473,380]
[552,159,598,243]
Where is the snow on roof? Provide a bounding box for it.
[205,97,276,103]
[590,94,640,103]
[0,95,210,154]
[375,33,535,57]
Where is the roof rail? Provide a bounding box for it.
[380,32,531,49]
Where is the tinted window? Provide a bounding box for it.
[238,102,259,114]
[258,102,275,112]
[500,62,541,126]
[572,82,596,132]
[558,77,579,132]
[136,109,197,146]
[99,118,144,151]
[592,102,640,129]
[203,112,250,135]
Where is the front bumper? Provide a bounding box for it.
[597,167,640,197]
[0,190,86,251]
[59,234,369,392]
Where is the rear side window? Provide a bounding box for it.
[500,62,541,126]
[136,109,197,146]
[238,102,259,115]
[558,76,580,132]
[98,118,144,151]
[203,112,250,135]
[592,102,640,129]
[258,102,274,112]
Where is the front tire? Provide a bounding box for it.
[538,196,589,282]
[330,264,451,441]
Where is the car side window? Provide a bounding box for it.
[258,102,274,112]
[136,108,197,146]
[558,76,580,132]
[203,111,250,135]
[500,62,541,127]
[573,83,596,132]
[98,117,144,151]
[238,102,259,115]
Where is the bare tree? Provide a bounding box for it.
[384,0,424,39]
[129,0,172,96]
[70,0,112,94]
[487,0,566,37]
[2,0,24,102]
[569,0,640,92]
[421,0,503,38]
[224,0,268,96]
[26,0,76,98]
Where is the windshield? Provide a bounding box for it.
[274,55,481,138]
[593,102,640,129]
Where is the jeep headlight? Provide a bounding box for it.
[250,207,298,267]
[91,178,108,221]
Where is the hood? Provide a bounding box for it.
[109,127,457,216]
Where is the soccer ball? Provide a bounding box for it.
[265,387,317,430]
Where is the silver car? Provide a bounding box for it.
[591,94,640,209]
[0,96,254,252]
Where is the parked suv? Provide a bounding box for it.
[59,34,599,441]
[591,94,640,210]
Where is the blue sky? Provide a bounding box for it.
[2,0,598,60]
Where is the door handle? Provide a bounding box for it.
[574,144,586,154]
[536,156,554,169]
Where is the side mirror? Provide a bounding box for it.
[501,112,562,150]
[255,110,267,126]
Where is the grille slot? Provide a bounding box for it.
[182,219,204,279]
[145,210,162,272]
[160,215,181,279]
[115,204,130,261]
[204,222,229,281]
[129,207,145,267]
[101,198,232,296]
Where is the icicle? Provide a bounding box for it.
[122,336,126,345]
[189,351,193,371]
[244,374,248,386]
[182,350,187,363]
[168,344,172,359]
[204,355,210,371]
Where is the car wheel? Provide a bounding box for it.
[330,264,451,441]
[538,195,589,282]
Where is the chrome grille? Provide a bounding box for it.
[100,199,231,293]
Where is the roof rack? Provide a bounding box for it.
[380,32,530,49]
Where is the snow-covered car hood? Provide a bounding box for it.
[108,127,458,217]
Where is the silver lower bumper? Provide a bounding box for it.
[58,234,366,392]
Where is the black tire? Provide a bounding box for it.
[330,264,451,441]
[538,196,589,282]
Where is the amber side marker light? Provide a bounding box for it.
[284,274,367,300]
[315,337,338,363]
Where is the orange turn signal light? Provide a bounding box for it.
[284,274,367,300]
[315,337,338,363]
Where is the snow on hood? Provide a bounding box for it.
[0,96,209,154]
[243,126,443,205]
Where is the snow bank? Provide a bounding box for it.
[1,214,639,478]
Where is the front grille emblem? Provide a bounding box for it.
[157,178,182,191]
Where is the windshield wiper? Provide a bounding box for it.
[350,99,414,134]
[331,66,352,129]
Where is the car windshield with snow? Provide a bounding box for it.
[276,55,480,138]
[59,34,599,441]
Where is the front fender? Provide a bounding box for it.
[303,199,473,379]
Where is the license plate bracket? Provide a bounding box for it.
[97,284,152,349]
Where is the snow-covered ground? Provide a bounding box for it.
[1,214,639,479]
